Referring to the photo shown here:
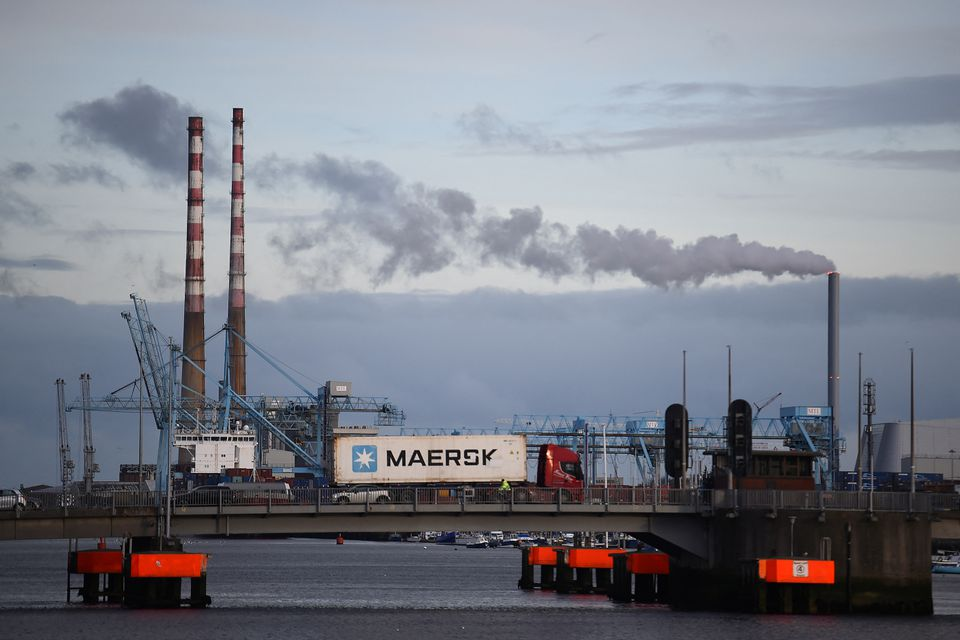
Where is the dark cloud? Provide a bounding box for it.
[477,207,574,278]
[1,276,957,487]
[0,256,76,271]
[301,154,402,204]
[267,154,477,284]
[466,75,960,155]
[268,153,833,287]
[58,84,203,184]
[2,161,37,182]
[457,104,565,153]
[50,162,126,189]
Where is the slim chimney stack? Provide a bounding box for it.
[827,271,840,484]
[182,116,206,406]
[227,107,247,397]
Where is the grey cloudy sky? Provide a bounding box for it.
[0,2,958,486]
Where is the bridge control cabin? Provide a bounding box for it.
[706,449,819,490]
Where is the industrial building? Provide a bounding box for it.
[865,419,960,479]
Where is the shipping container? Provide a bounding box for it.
[332,435,527,485]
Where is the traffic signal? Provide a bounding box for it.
[727,399,753,477]
[664,403,688,479]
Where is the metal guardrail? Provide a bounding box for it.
[12,487,960,515]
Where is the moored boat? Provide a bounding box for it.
[931,552,960,574]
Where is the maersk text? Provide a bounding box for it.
[385,449,497,467]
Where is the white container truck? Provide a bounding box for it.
[332,434,528,485]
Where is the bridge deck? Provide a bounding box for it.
[1,489,957,543]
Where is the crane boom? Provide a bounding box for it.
[753,392,783,418]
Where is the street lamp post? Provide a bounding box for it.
[603,421,609,548]
[602,422,608,495]
[726,345,732,409]
[910,348,916,496]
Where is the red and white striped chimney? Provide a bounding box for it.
[182,116,206,406]
[227,107,247,397]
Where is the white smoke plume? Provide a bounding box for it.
[262,154,835,288]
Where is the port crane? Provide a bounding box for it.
[55,379,75,495]
[79,373,100,493]
[64,295,405,488]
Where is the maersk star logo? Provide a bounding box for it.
[352,445,377,473]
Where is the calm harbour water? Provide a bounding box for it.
[0,538,958,639]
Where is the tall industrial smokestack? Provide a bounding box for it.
[227,107,247,397]
[827,271,840,484]
[182,116,206,406]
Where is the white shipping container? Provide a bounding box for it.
[333,435,527,484]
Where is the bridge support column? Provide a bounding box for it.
[664,509,933,614]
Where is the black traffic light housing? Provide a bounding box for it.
[727,399,753,477]
[664,403,688,479]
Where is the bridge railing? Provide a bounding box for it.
[14,487,960,514]
[710,489,960,513]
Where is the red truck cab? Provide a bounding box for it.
[536,444,584,489]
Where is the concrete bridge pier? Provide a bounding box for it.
[658,509,933,614]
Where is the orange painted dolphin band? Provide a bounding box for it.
[566,548,627,569]
[75,550,123,574]
[758,559,835,584]
[128,553,208,578]
[627,552,670,575]
[527,547,561,565]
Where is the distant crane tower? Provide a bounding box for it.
[55,379,75,491]
[80,373,99,493]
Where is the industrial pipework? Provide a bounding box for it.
[227,107,247,397]
[182,116,206,406]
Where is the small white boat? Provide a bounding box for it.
[463,534,489,549]
[932,552,960,574]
